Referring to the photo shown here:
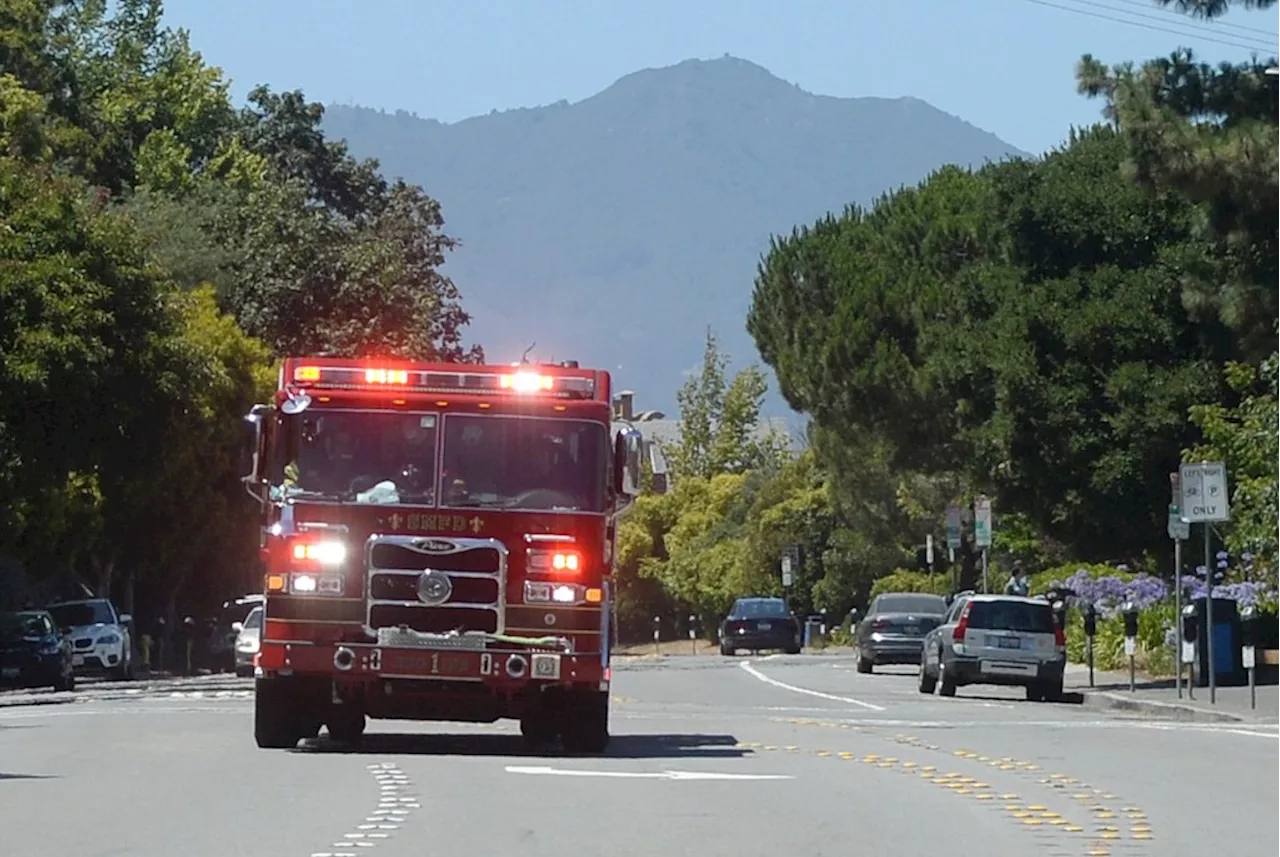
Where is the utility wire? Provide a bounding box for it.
[1017,0,1278,53]
[1105,0,1279,38]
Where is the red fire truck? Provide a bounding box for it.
[240,356,656,753]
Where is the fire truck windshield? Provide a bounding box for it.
[280,410,439,503]
[440,415,608,513]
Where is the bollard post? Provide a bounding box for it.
[1083,602,1097,688]
[652,615,660,656]
[1181,604,1198,701]
[688,614,697,655]
[1241,605,1258,710]
[1122,601,1139,693]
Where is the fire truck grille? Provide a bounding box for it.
[365,535,508,635]
[369,605,499,635]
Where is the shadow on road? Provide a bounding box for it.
[295,731,748,759]
[0,772,56,781]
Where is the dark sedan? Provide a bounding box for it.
[719,597,802,655]
[0,610,76,691]
[853,592,947,673]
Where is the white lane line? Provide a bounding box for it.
[505,765,794,781]
[739,660,886,711]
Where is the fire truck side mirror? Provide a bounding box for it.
[613,426,644,499]
[240,404,271,501]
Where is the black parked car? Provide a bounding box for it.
[0,610,76,691]
[853,592,948,673]
[719,597,802,655]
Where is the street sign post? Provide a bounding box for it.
[945,504,962,564]
[974,495,992,593]
[780,544,800,589]
[1178,462,1230,704]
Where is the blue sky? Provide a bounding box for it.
[160,0,1277,156]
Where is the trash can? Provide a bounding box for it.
[1192,596,1245,687]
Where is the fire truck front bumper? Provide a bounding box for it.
[257,639,606,689]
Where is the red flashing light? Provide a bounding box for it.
[953,602,971,643]
[500,371,554,393]
[365,368,409,384]
[528,548,582,576]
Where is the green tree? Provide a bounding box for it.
[664,327,786,481]
[749,126,1235,561]
[1076,1,1277,361]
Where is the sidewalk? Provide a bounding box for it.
[1065,663,1278,724]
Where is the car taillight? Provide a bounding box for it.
[952,603,971,642]
[1054,623,1066,647]
[871,618,890,630]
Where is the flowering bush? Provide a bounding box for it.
[1049,569,1167,618]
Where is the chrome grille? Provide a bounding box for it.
[365,535,507,636]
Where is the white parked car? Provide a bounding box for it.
[232,606,263,677]
[46,598,134,680]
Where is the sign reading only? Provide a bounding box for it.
[1178,462,1230,523]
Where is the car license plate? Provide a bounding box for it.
[997,636,1021,649]
[1,667,19,679]
[904,625,919,635]
[757,621,772,631]
[72,655,85,666]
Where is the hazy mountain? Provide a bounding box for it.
[321,56,1027,417]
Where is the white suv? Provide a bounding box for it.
[918,594,1066,701]
[46,598,134,680]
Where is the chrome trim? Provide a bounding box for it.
[363,535,508,635]
[334,646,355,671]
[523,533,575,543]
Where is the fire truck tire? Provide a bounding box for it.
[254,678,309,749]
[326,710,367,744]
[520,709,557,748]
[560,690,610,754]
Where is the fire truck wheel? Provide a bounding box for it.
[520,709,557,748]
[254,678,308,749]
[560,690,610,754]
[326,710,367,744]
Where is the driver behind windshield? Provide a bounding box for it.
[443,422,498,503]
[297,421,371,495]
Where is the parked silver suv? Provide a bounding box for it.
[918,593,1066,701]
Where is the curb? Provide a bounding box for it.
[1078,688,1248,723]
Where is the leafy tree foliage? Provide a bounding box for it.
[0,0,482,616]
[749,126,1237,561]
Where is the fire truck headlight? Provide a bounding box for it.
[289,573,344,596]
[524,581,585,605]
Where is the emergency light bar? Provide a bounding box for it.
[289,365,594,398]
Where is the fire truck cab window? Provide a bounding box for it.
[440,416,606,512]
[289,411,438,502]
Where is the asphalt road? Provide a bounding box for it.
[2,654,1276,857]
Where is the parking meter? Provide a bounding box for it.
[1122,600,1139,691]
[1241,605,1258,708]
[1082,602,1097,686]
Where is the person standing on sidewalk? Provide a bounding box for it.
[1004,561,1030,596]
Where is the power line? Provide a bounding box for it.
[1016,0,1278,53]
[1105,0,1279,39]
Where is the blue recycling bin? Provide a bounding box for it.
[1192,596,1245,687]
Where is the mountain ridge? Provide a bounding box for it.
[321,56,1029,416]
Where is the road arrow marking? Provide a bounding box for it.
[504,766,794,781]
